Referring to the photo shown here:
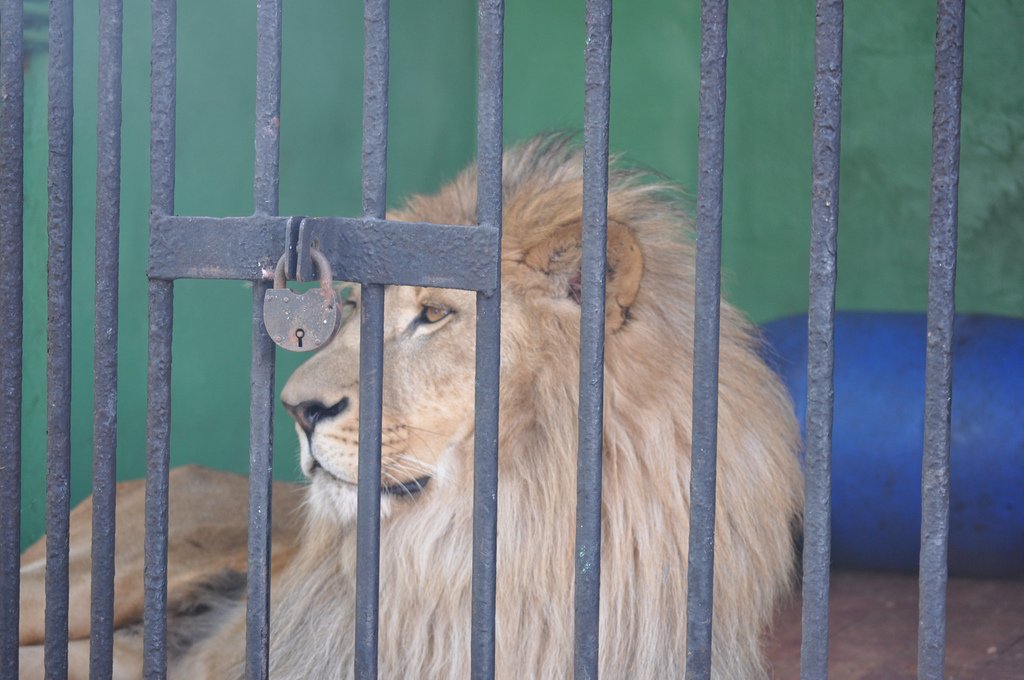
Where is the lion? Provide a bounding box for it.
[17,466,306,680]
[20,134,803,679]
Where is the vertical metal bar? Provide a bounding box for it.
[574,1,612,679]
[354,288,384,680]
[0,0,26,677]
[253,0,282,218]
[145,0,177,677]
[45,0,75,676]
[471,1,503,678]
[801,2,843,679]
[355,1,389,677]
[90,0,125,676]
[918,2,964,678]
[143,282,174,680]
[246,282,276,680]
[685,1,727,678]
[246,1,283,678]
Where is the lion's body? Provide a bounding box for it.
[21,136,803,680]
[18,466,305,680]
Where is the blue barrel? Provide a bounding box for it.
[762,312,1024,578]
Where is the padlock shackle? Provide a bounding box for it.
[274,247,334,292]
[273,252,289,289]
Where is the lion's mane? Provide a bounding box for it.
[179,135,804,680]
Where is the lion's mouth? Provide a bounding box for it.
[382,476,431,497]
[309,458,430,497]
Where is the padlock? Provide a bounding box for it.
[263,247,342,352]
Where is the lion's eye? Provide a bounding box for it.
[421,306,451,324]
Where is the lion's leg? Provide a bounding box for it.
[15,644,43,680]
[18,639,89,680]
[18,631,145,680]
[109,628,145,680]
[17,466,303,680]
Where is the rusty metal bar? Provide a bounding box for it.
[574,1,612,678]
[146,215,498,290]
[685,0,728,677]
[801,2,843,679]
[253,0,282,217]
[294,217,499,292]
[246,280,276,680]
[245,0,283,677]
[354,0,390,677]
[145,0,177,676]
[918,1,965,678]
[471,1,504,678]
[44,0,75,675]
[90,0,125,676]
[0,0,26,676]
[143,281,174,680]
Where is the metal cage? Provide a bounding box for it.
[0,0,965,679]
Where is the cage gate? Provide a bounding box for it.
[0,1,967,680]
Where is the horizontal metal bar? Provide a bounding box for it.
[297,217,499,293]
[147,215,499,292]
[147,215,290,280]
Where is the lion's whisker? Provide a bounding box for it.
[403,424,447,438]
[399,428,443,466]
[380,469,427,500]
[391,454,434,473]
[385,458,435,483]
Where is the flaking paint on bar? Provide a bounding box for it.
[44,0,75,676]
[801,2,843,679]
[574,1,612,678]
[685,1,728,677]
[144,0,177,677]
[0,0,26,676]
[471,1,504,678]
[918,1,964,678]
[90,0,125,676]
[245,0,283,678]
[354,1,390,677]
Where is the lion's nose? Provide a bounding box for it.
[285,397,349,435]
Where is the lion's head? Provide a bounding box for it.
[258,135,805,679]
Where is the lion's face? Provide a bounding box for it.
[280,284,481,523]
[279,153,650,527]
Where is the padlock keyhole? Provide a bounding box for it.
[295,328,305,348]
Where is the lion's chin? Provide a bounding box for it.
[308,474,399,524]
[305,472,431,525]
[306,474,362,524]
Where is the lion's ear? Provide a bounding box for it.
[522,219,643,332]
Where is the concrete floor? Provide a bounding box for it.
[765,570,1024,680]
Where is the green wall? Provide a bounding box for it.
[11,0,1024,548]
